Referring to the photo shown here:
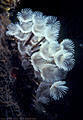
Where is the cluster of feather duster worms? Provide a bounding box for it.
[6,8,75,104]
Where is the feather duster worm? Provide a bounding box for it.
[31,52,47,72]
[17,8,33,22]
[36,82,51,104]
[6,8,75,103]
[45,20,60,41]
[32,12,47,37]
[50,81,68,100]
[60,39,75,53]
[54,51,75,71]
[40,64,67,83]
[48,41,60,56]
[40,41,54,62]
[54,39,75,71]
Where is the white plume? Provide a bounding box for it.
[48,41,60,56]
[17,8,33,23]
[40,64,67,83]
[45,20,60,41]
[40,41,53,62]
[54,50,75,71]
[60,39,75,53]
[50,81,68,100]
[31,52,47,72]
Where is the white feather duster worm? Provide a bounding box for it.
[40,64,67,83]
[46,16,57,24]
[45,16,60,41]
[16,21,33,33]
[48,41,60,56]
[17,8,33,23]
[6,23,32,41]
[32,12,47,37]
[50,81,68,100]
[14,29,29,41]
[36,82,51,104]
[32,24,45,37]
[6,23,19,36]
[40,41,54,62]
[31,52,47,72]
[60,39,75,53]
[32,11,45,24]
[54,50,75,71]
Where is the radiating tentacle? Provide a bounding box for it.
[50,81,68,100]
